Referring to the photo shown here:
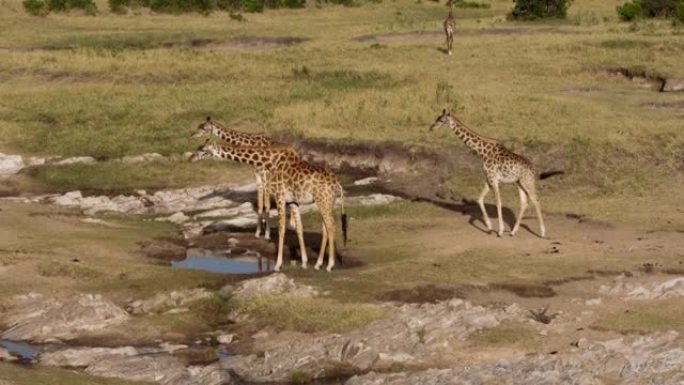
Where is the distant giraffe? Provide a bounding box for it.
[192,116,282,240]
[430,110,563,238]
[191,140,347,272]
[443,0,456,56]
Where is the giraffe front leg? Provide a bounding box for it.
[254,176,263,238]
[274,193,286,272]
[492,182,504,237]
[263,180,271,240]
[477,182,492,232]
[510,185,528,236]
[315,222,328,271]
[290,204,308,269]
[528,190,546,238]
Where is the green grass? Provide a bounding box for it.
[237,295,388,333]
[0,363,154,385]
[593,298,684,334]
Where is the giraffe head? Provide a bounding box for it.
[189,139,219,162]
[430,109,454,131]
[191,116,218,138]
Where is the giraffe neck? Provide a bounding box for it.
[209,124,251,146]
[210,144,266,167]
[448,119,498,157]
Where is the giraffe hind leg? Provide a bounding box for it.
[510,183,528,236]
[254,177,263,238]
[491,181,504,237]
[315,222,328,271]
[290,204,308,268]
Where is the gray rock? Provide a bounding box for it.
[126,288,212,315]
[230,273,318,301]
[54,156,97,165]
[662,78,684,92]
[41,346,138,367]
[353,177,379,186]
[0,347,18,362]
[0,153,24,176]
[85,355,188,384]
[120,153,164,163]
[2,293,129,342]
[157,212,190,225]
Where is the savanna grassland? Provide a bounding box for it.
[0,0,684,383]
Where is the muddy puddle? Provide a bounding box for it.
[172,248,273,274]
[0,339,40,363]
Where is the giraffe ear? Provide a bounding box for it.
[441,108,446,115]
[206,116,211,122]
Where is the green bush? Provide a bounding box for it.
[22,0,49,15]
[508,0,573,20]
[617,0,684,22]
[46,0,97,13]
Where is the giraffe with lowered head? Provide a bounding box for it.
[430,110,563,238]
[443,0,456,56]
[191,117,281,240]
[190,140,347,272]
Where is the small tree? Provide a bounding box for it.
[22,0,49,15]
[617,0,684,22]
[508,0,573,20]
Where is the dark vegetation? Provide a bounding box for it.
[23,0,97,15]
[616,0,684,22]
[508,0,573,20]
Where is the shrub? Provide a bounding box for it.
[617,0,684,21]
[46,0,97,13]
[617,0,642,21]
[109,0,132,13]
[508,0,573,20]
[22,0,49,15]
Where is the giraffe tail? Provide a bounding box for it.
[539,170,565,180]
[338,183,348,246]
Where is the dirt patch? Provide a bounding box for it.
[376,284,462,303]
[351,27,559,43]
[488,283,556,298]
[642,101,684,110]
[138,237,187,261]
[605,67,666,91]
[207,36,308,52]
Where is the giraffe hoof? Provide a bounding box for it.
[497,232,503,238]
[301,263,308,269]
[314,265,321,271]
[274,265,281,272]
[326,267,333,273]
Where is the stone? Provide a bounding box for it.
[217,334,234,345]
[230,273,318,301]
[0,153,24,176]
[0,347,17,362]
[41,346,138,367]
[353,177,379,186]
[585,298,602,306]
[662,78,684,92]
[85,355,188,384]
[2,293,129,342]
[121,153,164,163]
[158,212,190,225]
[54,156,97,165]
[127,289,212,315]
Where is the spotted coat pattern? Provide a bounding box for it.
[191,117,283,239]
[191,141,345,272]
[430,110,547,238]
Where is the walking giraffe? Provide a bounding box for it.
[190,140,347,272]
[191,117,283,240]
[443,0,456,56]
[430,110,563,238]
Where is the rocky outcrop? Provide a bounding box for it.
[1,293,129,342]
[227,273,319,301]
[662,78,684,92]
[222,299,518,382]
[126,288,213,315]
[346,331,684,385]
[41,347,138,367]
[0,153,24,176]
[599,277,684,301]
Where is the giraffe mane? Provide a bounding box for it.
[450,115,500,143]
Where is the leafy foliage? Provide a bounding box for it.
[24,0,97,15]
[617,0,684,22]
[508,0,573,20]
[22,0,49,15]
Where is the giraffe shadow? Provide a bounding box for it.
[436,47,450,55]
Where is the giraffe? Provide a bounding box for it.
[430,109,563,238]
[191,116,281,240]
[190,140,348,272]
[443,0,456,56]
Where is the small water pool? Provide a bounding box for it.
[0,339,40,363]
[172,248,273,274]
